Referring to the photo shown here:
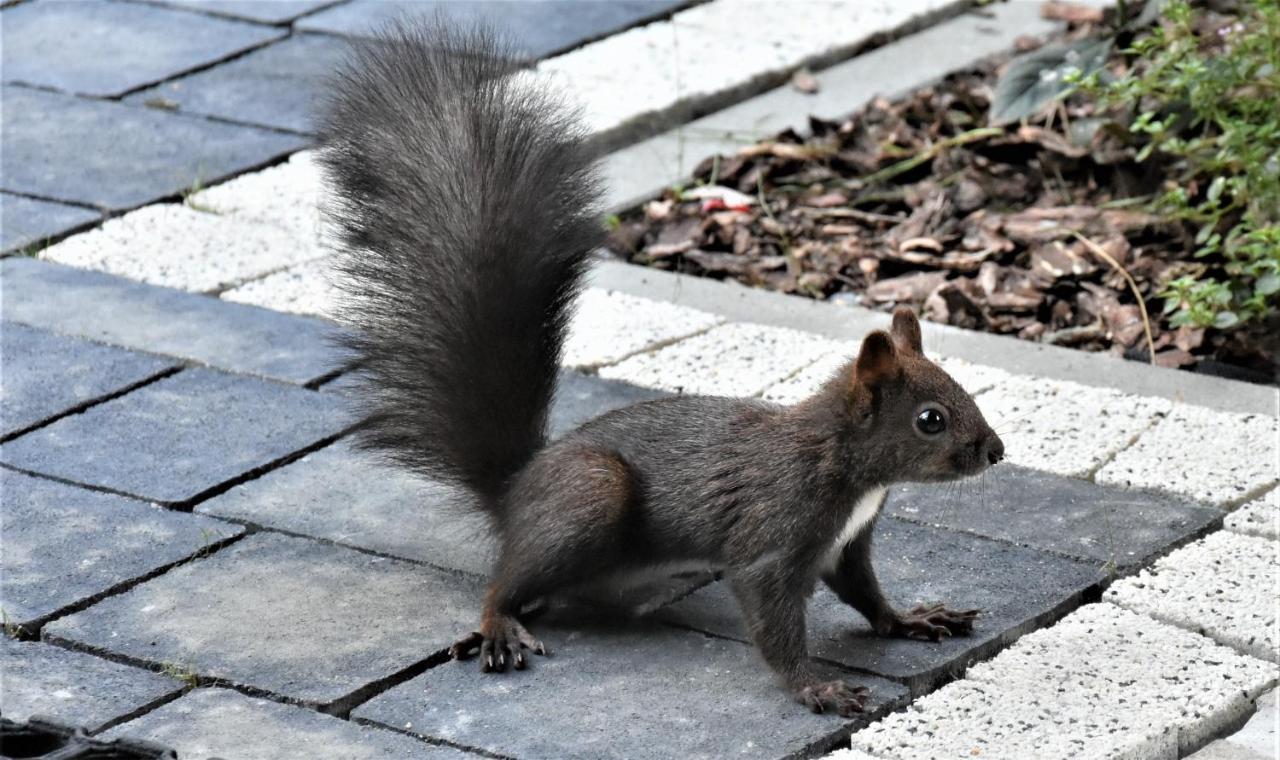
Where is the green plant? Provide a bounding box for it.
[1098,0,1280,329]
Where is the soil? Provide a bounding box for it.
[604,12,1279,385]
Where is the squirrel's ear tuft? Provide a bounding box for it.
[890,307,923,354]
[854,330,900,389]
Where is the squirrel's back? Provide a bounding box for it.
[319,20,603,506]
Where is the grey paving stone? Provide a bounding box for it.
[0,368,350,505]
[105,687,463,760]
[0,86,305,212]
[0,470,243,631]
[353,611,909,760]
[660,517,1103,693]
[884,464,1221,572]
[549,369,668,437]
[142,0,339,24]
[127,33,346,134]
[0,638,182,732]
[199,440,493,575]
[2,258,341,384]
[1,323,176,440]
[44,533,484,708]
[1,0,284,97]
[0,193,99,255]
[297,0,687,59]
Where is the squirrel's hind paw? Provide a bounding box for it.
[796,680,869,717]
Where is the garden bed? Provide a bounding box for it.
[605,1,1278,385]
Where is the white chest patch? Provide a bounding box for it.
[823,486,887,573]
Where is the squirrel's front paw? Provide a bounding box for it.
[893,603,979,641]
[450,616,549,673]
[795,680,869,717]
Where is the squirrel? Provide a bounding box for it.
[318,21,1005,717]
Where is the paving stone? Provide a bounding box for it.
[0,470,244,630]
[41,203,328,294]
[0,638,182,733]
[199,440,493,575]
[353,611,909,760]
[0,86,305,212]
[144,0,338,24]
[44,533,484,707]
[848,604,1278,759]
[1,323,176,440]
[1097,405,1280,506]
[128,34,346,134]
[0,368,350,505]
[563,288,724,369]
[2,258,341,384]
[0,193,99,255]
[660,517,1102,693]
[598,322,844,397]
[883,464,1221,572]
[1188,689,1279,760]
[105,687,463,760]
[0,0,284,98]
[973,374,1172,478]
[221,257,339,317]
[1226,490,1279,541]
[187,151,327,240]
[539,0,956,142]
[933,356,1015,397]
[296,0,687,59]
[1105,530,1279,664]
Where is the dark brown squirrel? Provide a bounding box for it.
[319,21,1005,716]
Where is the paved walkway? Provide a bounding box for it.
[3,2,1277,759]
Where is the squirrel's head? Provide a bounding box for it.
[838,308,1003,483]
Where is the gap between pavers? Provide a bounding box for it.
[1186,689,1279,760]
[1,636,184,735]
[1105,530,1279,664]
[1226,489,1279,541]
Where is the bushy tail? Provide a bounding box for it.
[318,20,603,508]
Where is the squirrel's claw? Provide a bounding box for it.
[455,617,549,673]
[894,603,980,641]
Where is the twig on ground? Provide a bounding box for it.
[1073,231,1157,364]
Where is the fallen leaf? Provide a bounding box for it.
[1041,0,1105,23]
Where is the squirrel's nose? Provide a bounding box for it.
[983,434,1005,466]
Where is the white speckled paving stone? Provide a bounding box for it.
[188,150,327,241]
[563,288,724,369]
[761,346,855,404]
[105,687,463,760]
[933,356,1015,397]
[823,749,882,760]
[40,203,327,293]
[975,375,1171,478]
[221,257,339,318]
[1226,490,1279,541]
[1,638,182,733]
[598,321,845,397]
[1105,530,1280,663]
[848,604,1278,759]
[539,0,955,140]
[1097,405,1279,506]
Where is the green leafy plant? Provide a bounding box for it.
[1096,0,1280,329]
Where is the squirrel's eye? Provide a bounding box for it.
[916,408,946,435]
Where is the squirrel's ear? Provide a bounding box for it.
[854,330,900,389]
[890,307,923,354]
